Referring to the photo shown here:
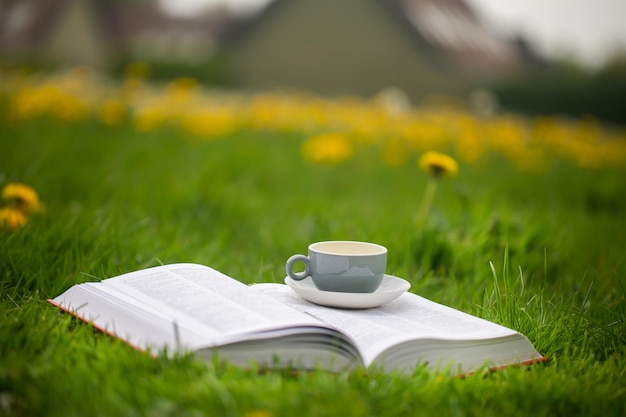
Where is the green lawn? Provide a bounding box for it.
[1,83,625,416]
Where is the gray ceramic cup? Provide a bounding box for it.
[286,241,387,293]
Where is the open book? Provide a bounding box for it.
[49,263,543,374]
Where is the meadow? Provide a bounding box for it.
[1,67,625,416]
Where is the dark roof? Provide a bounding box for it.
[0,0,227,57]
[0,0,67,49]
[220,0,534,76]
[400,0,525,73]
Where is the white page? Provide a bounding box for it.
[100,264,329,345]
[254,284,517,366]
[51,282,214,352]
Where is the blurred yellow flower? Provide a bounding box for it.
[1,183,42,214]
[418,151,459,178]
[166,77,200,104]
[134,106,166,132]
[302,132,353,164]
[415,152,458,224]
[182,108,237,138]
[10,83,88,122]
[3,66,626,171]
[100,100,125,127]
[0,207,28,231]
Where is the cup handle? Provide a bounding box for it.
[286,254,310,281]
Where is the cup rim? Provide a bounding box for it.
[309,240,387,256]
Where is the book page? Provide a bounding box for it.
[50,282,216,352]
[253,284,517,366]
[97,264,330,346]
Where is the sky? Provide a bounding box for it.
[466,0,626,67]
[159,0,626,67]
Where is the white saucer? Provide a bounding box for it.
[285,274,411,309]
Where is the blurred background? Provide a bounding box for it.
[1,0,625,125]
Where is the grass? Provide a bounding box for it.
[1,115,625,417]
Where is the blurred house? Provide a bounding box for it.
[0,0,112,68]
[0,0,540,102]
[0,0,226,70]
[222,0,540,100]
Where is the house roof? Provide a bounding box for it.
[400,0,524,74]
[221,0,533,77]
[0,0,228,64]
[0,0,68,50]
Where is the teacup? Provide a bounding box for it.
[286,241,387,293]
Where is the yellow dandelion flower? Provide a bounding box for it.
[418,151,459,178]
[0,207,28,231]
[415,152,458,224]
[1,183,42,214]
[302,132,353,164]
